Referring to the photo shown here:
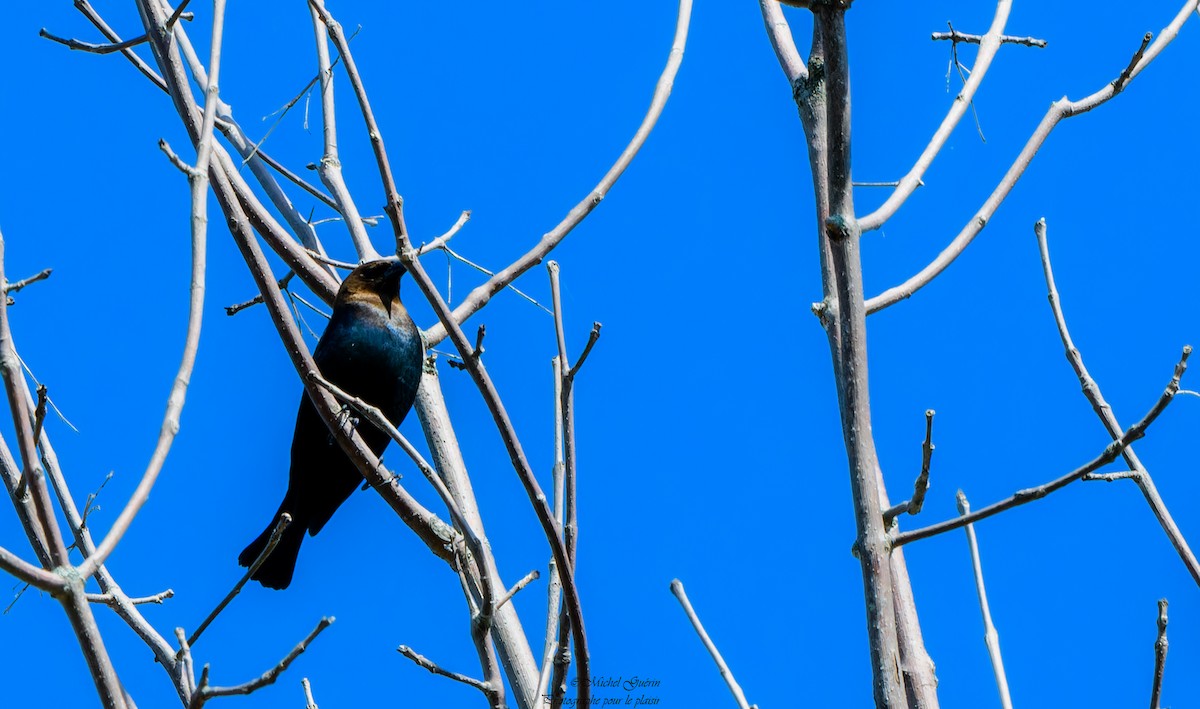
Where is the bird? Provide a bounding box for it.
[239,258,425,589]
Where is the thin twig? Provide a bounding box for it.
[422,0,693,346]
[670,580,754,709]
[4,268,53,295]
[567,324,602,383]
[306,374,479,571]
[546,261,585,709]
[0,229,82,580]
[243,26,359,167]
[307,2,378,261]
[31,411,183,699]
[894,347,1191,547]
[176,628,196,699]
[758,0,808,89]
[865,1,1200,311]
[0,545,61,591]
[160,15,340,283]
[39,28,149,54]
[31,385,48,447]
[73,0,167,88]
[957,492,1012,709]
[1114,32,1154,93]
[397,645,492,694]
[853,180,924,188]
[159,139,196,176]
[931,29,1047,48]
[945,22,987,142]
[418,211,472,256]
[858,1,1015,232]
[225,272,295,316]
[885,409,935,525]
[301,678,318,709]
[442,246,552,315]
[190,617,335,708]
[164,0,194,31]
[307,0,593,701]
[87,589,174,606]
[304,249,358,271]
[911,409,935,515]
[1150,599,1168,709]
[537,357,568,705]
[78,0,225,581]
[497,570,539,610]
[187,514,292,650]
[128,0,450,575]
[1036,218,1200,586]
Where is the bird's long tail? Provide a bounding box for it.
[238,512,307,590]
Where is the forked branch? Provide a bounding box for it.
[895,347,1191,547]
[865,0,1200,313]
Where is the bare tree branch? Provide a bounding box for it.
[39,28,149,54]
[398,645,493,695]
[1035,218,1200,586]
[189,617,335,708]
[812,6,907,703]
[307,3,378,261]
[135,0,457,568]
[758,0,808,87]
[4,268,52,296]
[537,357,568,706]
[188,514,292,649]
[1150,599,1168,709]
[67,2,343,302]
[78,0,227,580]
[87,589,174,606]
[413,367,540,707]
[35,416,186,699]
[894,347,1191,547]
[884,409,935,524]
[497,570,539,611]
[301,678,318,709]
[417,210,472,256]
[1114,32,1153,94]
[670,580,755,709]
[303,3,596,704]
[0,543,62,591]
[865,0,1200,313]
[0,227,127,707]
[225,272,295,316]
[422,0,693,346]
[931,28,1046,48]
[858,0,1014,232]
[956,492,1012,709]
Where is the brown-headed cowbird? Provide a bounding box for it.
[239,259,424,589]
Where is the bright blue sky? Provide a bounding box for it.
[2,2,1199,707]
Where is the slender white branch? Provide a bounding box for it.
[670,580,754,709]
[859,0,1012,232]
[758,0,807,87]
[866,0,1199,313]
[1035,218,1200,586]
[423,0,693,346]
[418,211,471,256]
[79,0,225,578]
[1150,599,1168,709]
[957,492,1012,709]
[308,3,378,261]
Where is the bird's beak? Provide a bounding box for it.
[383,258,407,284]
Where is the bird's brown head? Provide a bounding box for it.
[336,258,408,314]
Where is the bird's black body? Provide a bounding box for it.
[239,259,424,589]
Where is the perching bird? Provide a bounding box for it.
[239,259,425,589]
